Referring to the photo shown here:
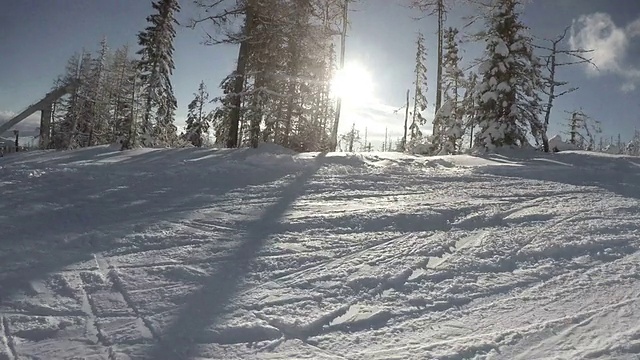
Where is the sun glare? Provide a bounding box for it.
[331,62,375,106]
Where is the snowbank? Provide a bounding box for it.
[548,134,581,152]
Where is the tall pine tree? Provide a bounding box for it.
[410,32,428,142]
[439,27,465,154]
[410,0,447,122]
[184,81,212,147]
[136,0,180,148]
[472,0,543,151]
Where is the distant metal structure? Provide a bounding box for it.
[0,79,80,149]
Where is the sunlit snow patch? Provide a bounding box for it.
[329,304,391,330]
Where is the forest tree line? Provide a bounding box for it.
[43,0,622,155]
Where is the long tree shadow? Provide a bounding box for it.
[145,153,326,360]
[0,148,300,302]
[474,152,640,201]
[0,144,273,169]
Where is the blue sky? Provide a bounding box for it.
[1,0,640,147]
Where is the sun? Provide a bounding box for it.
[330,62,375,105]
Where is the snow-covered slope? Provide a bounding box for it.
[1,146,640,359]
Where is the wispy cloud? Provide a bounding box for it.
[570,12,640,91]
[0,110,41,137]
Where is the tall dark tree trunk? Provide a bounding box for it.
[124,76,138,150]
[250,75,264,148]
[434,0,444,115]
[403,89,410,151]
[330,0,349,151]
[227,29,251,148]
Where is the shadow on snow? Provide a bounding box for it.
[144,153,326,359]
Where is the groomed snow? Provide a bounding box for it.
[1,145,640,359]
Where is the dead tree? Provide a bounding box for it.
[566,109,601,151]
[330,0,351,152]
[409,0,447,127]
[403,89,410,151]
[535,26,597,152]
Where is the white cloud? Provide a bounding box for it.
[0,110,41,137]
[625,17,640,38]
[570,12,640,91]
[0,110,16,122]
[621,82,636,93]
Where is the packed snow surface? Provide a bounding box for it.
[1,145,640,359]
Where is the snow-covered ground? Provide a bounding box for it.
[1,145,640,359]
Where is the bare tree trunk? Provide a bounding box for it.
[283,83,295,148]
[227,5,253,148]
[428,0,445,149]
[384,127,388,152]
[538,25,596,152]
[348,123,355,152]
[122,76,138,150]
[434,0,444,116]
[363,127,368,152]
[330,0,349,152]
[403,89,410,151]
[542,46,557,153]
[250,76,264,148]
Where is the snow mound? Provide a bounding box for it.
[548,135,581,152]
[255,142,298,156]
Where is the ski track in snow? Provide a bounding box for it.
[1,146,640,359]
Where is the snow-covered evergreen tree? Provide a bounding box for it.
[136,0,180,147]
[184,81,212,148]
[472,0,543,151]
[626,130,640,156]
[410,32,429,142]
[108,45,139,148]
[84,37,110,147]
[439,27,465,154]
[46,41,140,150]
[56,51,93,149]
[212,76,236,147]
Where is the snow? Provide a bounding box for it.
[494,39,510,57]
[548,134,581,151]
[481,91,498,103]
[496,81,511,92]
[2,145,640,359]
